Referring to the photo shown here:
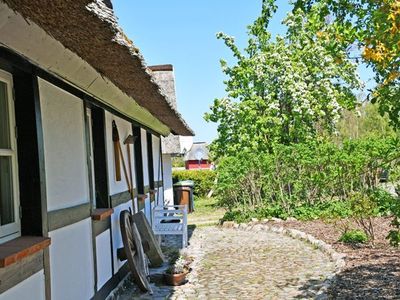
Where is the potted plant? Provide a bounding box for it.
[164,254,193,286]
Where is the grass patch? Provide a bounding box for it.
[189,197,225,226]
[193,196,220,214]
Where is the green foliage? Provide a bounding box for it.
[217,137,399,229]
[221,210,254,224]
[222,201,354,222]
[337,103,397,141]
[210,0,400,247]
[339,229,369,244]
[349,191,380,240]
[216,137,400,212]
[171,157,185,168]
[172,170,216,197]
[296,201,354,220]
[387,218,400,247]
[350,192,379,217]
[293,0,400,128]
[387,189,400,247]
[370,188,397,215]
[205,0,361,159]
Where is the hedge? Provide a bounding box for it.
[172,169,216,197]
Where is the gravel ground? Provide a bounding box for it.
[279,217,400,299]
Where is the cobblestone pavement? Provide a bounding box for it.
[109,225,337,300]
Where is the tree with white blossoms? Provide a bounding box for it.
[205,0,363,159]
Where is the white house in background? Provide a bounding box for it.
[0,1,193,300]
[180,136,194,154]
[184,142,211,170]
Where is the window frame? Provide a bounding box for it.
[0,69,20,243]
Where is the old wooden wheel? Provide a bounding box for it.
[120,210,152,293]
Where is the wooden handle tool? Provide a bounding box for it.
[112,120,121,181]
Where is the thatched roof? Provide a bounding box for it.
[184,142,209,161]
[149,64,185,155]
[149,65,177,110]
[161,135,181,155]
[3,0,194,136]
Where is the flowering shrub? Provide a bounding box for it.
[293,0,400,128]
[205,1,361,158]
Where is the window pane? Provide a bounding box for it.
[0,156,14,225]
[0,81,10,149]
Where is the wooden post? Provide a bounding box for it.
[33,73,52,300]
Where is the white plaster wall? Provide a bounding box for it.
[144,197,151,221]
[110,200,133,273]
[105,112,135,196]
[39,78,89,211]
[49,218,95,300]
[156,187,164,207]
[96,229,112,290]
[0,270,45,300]
[141,128,149,186]
[163,154,174,206]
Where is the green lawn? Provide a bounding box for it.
[188,197,226,226]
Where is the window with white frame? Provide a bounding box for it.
[0,70,20,243]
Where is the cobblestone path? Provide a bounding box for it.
[110,226,337,299]
[169,227,336,300]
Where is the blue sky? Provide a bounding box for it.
[113,1,374,143]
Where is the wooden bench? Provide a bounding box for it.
[152,205,188,248]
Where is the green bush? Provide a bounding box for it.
[216,137,400,243]
[387,197,400,247]
[215,137,400,214]
[221,201,354,223]
[221,210,253,224]
[339,230,369,244]
[370,189,397,215]
[171,157,185,168]
[172,169,216,197]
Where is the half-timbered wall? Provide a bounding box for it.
[39,78,89,211]
[48,220,94,300]
[39,78,95,300]
[0,270,45,300]
[105,112,136,197]
[0,43,178,299]
[104,112,135,274]
[95,229,113,290]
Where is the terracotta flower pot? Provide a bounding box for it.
[163,271,188,286]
